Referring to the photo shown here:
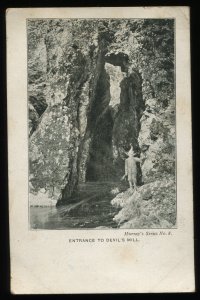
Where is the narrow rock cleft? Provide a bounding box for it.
[28,19,175,221]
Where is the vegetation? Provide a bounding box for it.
[28,19,176,228]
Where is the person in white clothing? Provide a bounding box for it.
[121,145,141,191]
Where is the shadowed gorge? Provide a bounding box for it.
[86,108,114,181]
[83,64,144,184]
[85,68,113,181]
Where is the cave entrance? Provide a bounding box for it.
[86,108,114,181]
[85,54,144,184]
[85,67,116,182]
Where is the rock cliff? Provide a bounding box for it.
[28,18,175,220]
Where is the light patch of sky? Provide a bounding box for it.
[105,62,125,107]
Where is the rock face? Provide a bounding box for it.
[28,19,175,212]
[111,177,176,228]
[138,97,176,182]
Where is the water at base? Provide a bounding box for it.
[30,182,124,230]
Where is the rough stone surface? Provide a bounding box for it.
[111,178,176,228]
[28,19,175,213]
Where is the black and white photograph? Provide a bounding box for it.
[28,18,176,230]
[7,7,194,294]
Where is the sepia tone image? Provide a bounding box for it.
[28,18,176,230]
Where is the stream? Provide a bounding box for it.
[30,182,124,230]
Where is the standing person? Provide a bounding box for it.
[122,145,141,191]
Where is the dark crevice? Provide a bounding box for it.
[86,108,114,181]
[29,95,48,136]
[87,68,110,129]
[85,67,115,181]
[58,54,145,204]
[85,63,144,184]
[29,95,48,116]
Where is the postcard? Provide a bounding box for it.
[7,7,194,293]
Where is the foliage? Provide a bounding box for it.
[28,18,175,205]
